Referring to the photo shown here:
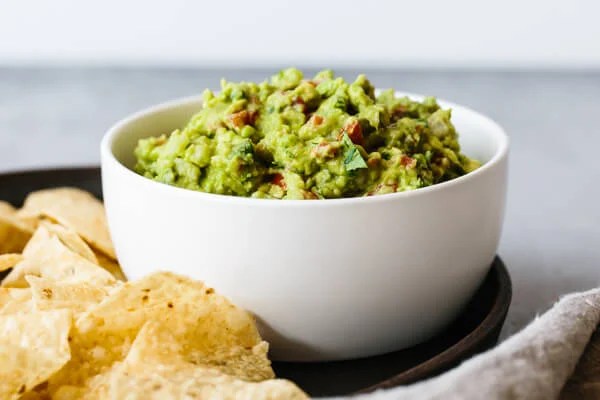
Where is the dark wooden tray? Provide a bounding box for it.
[0,166,512,398]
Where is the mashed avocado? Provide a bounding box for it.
[134,68,480,199]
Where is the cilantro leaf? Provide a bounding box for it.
[341,132,367,171]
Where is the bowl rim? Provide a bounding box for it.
[101,92,509,208]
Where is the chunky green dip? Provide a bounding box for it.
[134,68,480,199]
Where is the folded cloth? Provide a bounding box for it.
[332,288,600,400]
[560,324,600,399]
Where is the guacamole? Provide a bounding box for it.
[134,68,480,199]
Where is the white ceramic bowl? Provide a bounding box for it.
[101,93,509,361]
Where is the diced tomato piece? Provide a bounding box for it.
[247,110,259,126]
[228,110,249,128]
[272,173,286,190]
[311,115,324,126]
[344,120,364,146]
[400,155,416,168]
[293,97,307,114]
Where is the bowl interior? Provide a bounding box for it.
[110,97,203,170]
[107,94,506,174]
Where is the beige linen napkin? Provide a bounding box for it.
[333,288,600,400]
[560,324,600,399]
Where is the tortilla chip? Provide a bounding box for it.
[0,188,298,398]
[76,322,305,399]
[52,386,87,400]
[18,188,115,259]
[0,309,72,400]
[55,321,181,398]
[93,250,126,281]
[0,200,37,229]
[20,222,53,258]
[0,201,32,254]
[0,287,32,315]
[84,360,307,400]
[0,253,23,272]
[123,320,184,365]
[26,275,113,316]
[2,226,116,288]
[124,319,272,383]
[18,390,48,400]
[0,201,15,215]
[48,272,272,394]
[0,219,31,254]
[40,221,98,264]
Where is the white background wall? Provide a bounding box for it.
[0,0,599,68]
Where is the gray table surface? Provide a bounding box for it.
[0,67,599,342]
